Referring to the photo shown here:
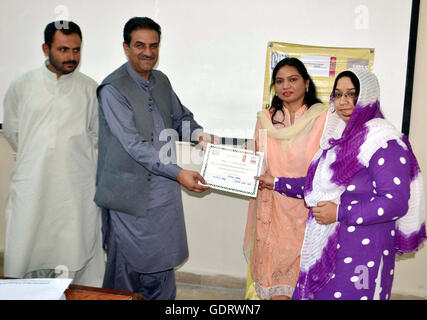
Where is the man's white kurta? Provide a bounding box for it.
[3,64,102,278]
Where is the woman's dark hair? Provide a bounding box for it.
[269,57,321,125]
[124,17,161,46]
[44,21,82,48]
[333,70,360,98]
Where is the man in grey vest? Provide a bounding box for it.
[95,17,214,300]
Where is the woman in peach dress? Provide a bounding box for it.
[243,57,327,300]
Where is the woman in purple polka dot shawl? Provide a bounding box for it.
[256,68,426,300]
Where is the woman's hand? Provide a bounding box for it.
[312,201,338,225]
[255,174,275,191]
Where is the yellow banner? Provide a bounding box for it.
[263,42,375,108]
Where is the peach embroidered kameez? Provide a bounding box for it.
[243,103,327,299]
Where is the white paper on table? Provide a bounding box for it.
[0,278,72,300]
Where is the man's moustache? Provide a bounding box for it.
[63,60,77,65]
[138,55,155,60]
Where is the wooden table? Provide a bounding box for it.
[1,277,144,300]
[65,284,144,300]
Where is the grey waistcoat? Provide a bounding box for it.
[94,63,174,217]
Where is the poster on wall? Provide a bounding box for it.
[263,42,375,109]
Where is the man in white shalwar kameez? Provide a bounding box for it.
[2,21,105,286]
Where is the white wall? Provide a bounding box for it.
[0,0,413,137]
[176,143,249,278]
[0,135,14,254]
[392,0,427,298]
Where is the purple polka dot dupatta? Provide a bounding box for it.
[295,67,427,300]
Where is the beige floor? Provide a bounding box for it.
[175,281,426,300]
[176,282,245,300]
[0,254,424,300]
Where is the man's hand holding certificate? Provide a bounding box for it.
[200,144,264,197]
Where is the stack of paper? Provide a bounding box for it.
[0,278,72,300]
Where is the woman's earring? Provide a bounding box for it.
[305,87,309,93]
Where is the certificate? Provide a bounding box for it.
[200,144,264,197]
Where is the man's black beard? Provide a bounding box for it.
[48,52,78,75]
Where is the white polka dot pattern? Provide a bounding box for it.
[344,257,352,264]
[347,185,356,191]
